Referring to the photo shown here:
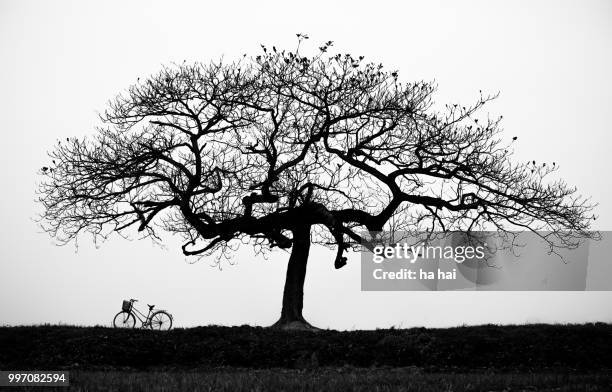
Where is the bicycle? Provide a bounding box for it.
[113,298,173,330]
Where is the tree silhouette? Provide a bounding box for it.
[38,37,596,329]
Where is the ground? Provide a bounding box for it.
[1,323,610,391]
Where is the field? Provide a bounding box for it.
[1,323,611,391]
[34,370,612,391]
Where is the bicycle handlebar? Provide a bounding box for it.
[130,298,138,302]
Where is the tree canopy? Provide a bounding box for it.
[38,37,597,328]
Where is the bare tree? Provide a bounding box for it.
[38,37,597,329]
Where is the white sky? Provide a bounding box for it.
[1,0,611,329]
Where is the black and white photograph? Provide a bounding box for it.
[1,0,611,390]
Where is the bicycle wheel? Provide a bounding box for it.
[149,310,172,331]
[113,311,136,328]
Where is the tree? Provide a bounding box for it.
[38,37,597,330]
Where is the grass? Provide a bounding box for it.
[2,323,611,371]
[12,369,612,392]
[2,323,611,391]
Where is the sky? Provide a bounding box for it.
[0,0,611,329]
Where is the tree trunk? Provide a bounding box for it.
[272,225,318,331]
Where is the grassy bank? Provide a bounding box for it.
[1,323,611,372]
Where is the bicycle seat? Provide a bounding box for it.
[147,304,155,310]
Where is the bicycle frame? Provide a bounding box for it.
[129,305,155,328]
